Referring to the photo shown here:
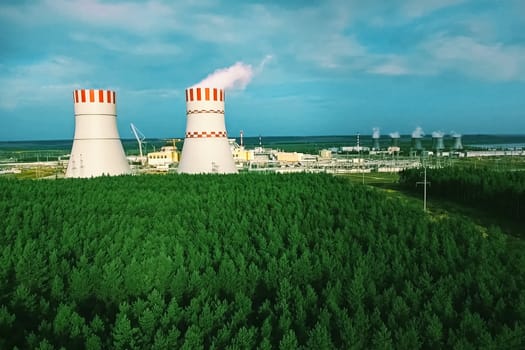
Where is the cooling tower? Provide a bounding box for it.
[372,138,380,150]
[66,89,131,178]
[452,135,463,150]
[412,137,423,150]
[391,137,399,147]
[433,136,445,151]
[178,87,237,174]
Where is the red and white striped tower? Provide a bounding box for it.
[65,89,131,178]
[178,87,237,174]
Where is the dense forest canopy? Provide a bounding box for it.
[0,173,524,349]
[399,166,525,225]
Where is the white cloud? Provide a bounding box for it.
[44,0,180,34]
[401,0,466,18]
[0,56,93,109]
[368,62,410,76]
[70,33,181,56]
[422,34,525,81]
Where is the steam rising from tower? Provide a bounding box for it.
[179,62,259,174]
[411,127,424,150]
[192,62,254,90]
[432,131,445,151]
[452,133,463,150]
[372,127,380,150]
[66,89,130,178]
[389,132,400,147]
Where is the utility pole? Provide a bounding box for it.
[416,164,430,212]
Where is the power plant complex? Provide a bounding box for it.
[5,84,519,179]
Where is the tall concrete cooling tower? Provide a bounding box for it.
[66,89,131,178]
[433,136,445,151]
[452,135,463,150]
[178,87,237,174]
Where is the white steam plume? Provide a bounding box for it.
[372,127,380,139]
[256,54,273,73]
[193,55,273,91]
[451,131,461,137]
[432,131,444,138]
[193,62,253,90]
[412,126,425,138]
[389,132,400,138]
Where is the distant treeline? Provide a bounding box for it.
[399,166,525,224]
[0,173,524,349]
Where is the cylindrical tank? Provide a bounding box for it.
[178,87,237,174]
[65,89,131,178]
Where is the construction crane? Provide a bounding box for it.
[130,123,145,158]
[130,123,147,165]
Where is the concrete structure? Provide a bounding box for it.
[66,89,130,178]
[390,136,400,147]
[372,138,380,150]
[319,149,332,159]
[229,139,254,162]
[412,137,423,151]
[433,136,445,151]
[178,87,237,174]
[452,135,463,150]
[276,152,303,162]
[147,146,179,168]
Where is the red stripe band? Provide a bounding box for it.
[185,131,227,138]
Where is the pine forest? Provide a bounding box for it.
[0,173,524,349]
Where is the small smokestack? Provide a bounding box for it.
[452,133,463,150]
[240,130,244,147]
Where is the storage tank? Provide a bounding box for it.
[178,87,237,174]
[66,89,130,178]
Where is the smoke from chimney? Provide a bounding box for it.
[412,127,424,138]
[432,131,445,138]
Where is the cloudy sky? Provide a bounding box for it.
[1,0,524,140]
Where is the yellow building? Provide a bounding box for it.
[232,148,254,162]
[276,152,302,162]
[319,149,332,159]
[147,146,179,167]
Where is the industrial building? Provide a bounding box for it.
[147,145,179,169]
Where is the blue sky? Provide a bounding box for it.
[0,0,524,141]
